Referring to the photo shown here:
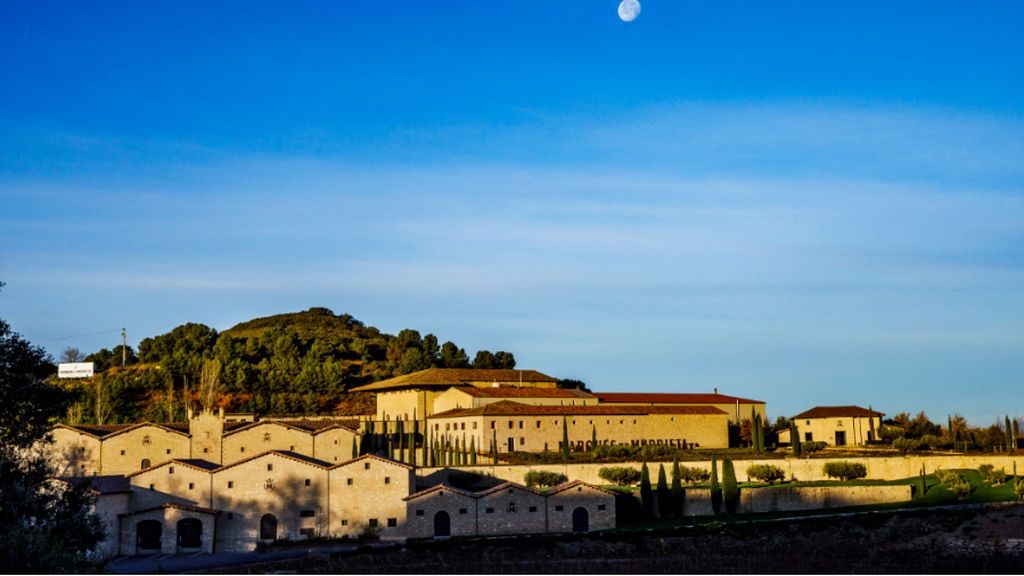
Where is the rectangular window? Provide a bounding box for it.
[267,463,273,471]
[598,504,606,511]
[490,421,495,429]
[290,445,295,450]
[415,509,424,516]
[555,505,564,511]
[347,478,354,485]
[519,437,525,445]
[364,462,371,470]
[203,448,209,453]
[228,481,234,488]
[508,420,514,429]
[300,510,315,518]
[341,519,348,526]
[536,421,541,428]
[188,482,194,490]
[166,449,171,454]
[804,432,813,442]
[304,479,311,486]
[369,518,379,528]
[120,449,125,456]
[384,477,391,484]
[240,447,245,453]
[446,423,450,431]
[472,422,478,430]
[227,512,234,519]
[458,508,468,515]
[461,423,465,430]
[169,466,174,474]
[518,421,523,429]
[485,507,494,513]
[528,506,537,512]
[387,518,397,527]
[149,484,154,490]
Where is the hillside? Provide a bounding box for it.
[64,307,518,425]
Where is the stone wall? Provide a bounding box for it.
[680,484,912,516]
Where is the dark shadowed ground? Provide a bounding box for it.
[200,504,1024,574]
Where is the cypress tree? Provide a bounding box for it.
[470,436,477,465]
[656,463,670,518]
[710,457,722,515]
[455,437,461,466]
[868,405,876,441]
[791,422,802,458]
[398,426,406,462]
[640,461,654,518]
[491,430,499,465]
[591,425,598,454]
[561,417,570,461]
[754,412,764,453]
[1006,416,1014,454]
[409,433,416,467]
[918,464,927,498]
[947,415,954,444]
[670,455,684,517]
[351,435,358,459]
[722,457,739,514]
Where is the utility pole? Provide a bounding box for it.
[121,327,127,367]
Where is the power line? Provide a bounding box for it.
[42,328,122,343]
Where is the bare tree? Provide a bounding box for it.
[164,378,175,422]
[60,346,85,363]
[66,402,84,426]
[198,358,221,411]
[93,377,112,425]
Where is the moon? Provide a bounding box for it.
[618,0,641,22]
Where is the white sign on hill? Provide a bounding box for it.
[58,362,94,379]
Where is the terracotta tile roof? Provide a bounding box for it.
[329,453,414,471]
[350,368,557,392]
[119,503,219,518]
[429,400,727,419]
[212,450,331,473]
[58,475,131,494]
[403,483,479,501]
[453,387,595,399]
[596,392,765,405]
[274,418,360,432]
[793,405,884,419]
[545,479,617,497]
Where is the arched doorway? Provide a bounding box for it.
[136,520,162,552]
[433,510,451,538]
[176,518,203,549]
[260,513,278,541]
[140,458,151,470]
[571,507,589,533]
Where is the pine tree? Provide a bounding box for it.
[710,457,722,515]
[656,463,670,518]
[670,456,683,517]
[640,461,654,518]
[722,458,739,514]
[561,417,570,461]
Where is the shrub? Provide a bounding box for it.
[593,444,638,459]
[746,464,786,484]
[678,465,710,484]
[524,470,568,488]
[822,461,867,481]
[978,464,1007,485]
[1016,479,1024,501]
[947,476,973,499]
[919,434,942,450]
[892,437,922,454]
[801,441,826,454]
[935,469,961,485]
[598,466,641,486]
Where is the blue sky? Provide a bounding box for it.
[2,1,1023,424]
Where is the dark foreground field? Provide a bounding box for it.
[208,504,1024,574]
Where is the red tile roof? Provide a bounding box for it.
[350,368,557,392]
[794,405,884,419]
[596,392,764,405]
[453,387,595,399]
[429,400,726,419]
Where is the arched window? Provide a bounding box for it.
[140,458,151,470]
[176,518,203,549]
[260,513,278,541]
[136,520,162,550]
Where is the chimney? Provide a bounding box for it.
[714,387,718,395]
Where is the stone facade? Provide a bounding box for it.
[118,504,217,555]
[404,480,615,539]
[782,406,884,446]
[595,392,767,424]
[327,455,415,540]
[432,387,599,415]
[428,402,730,454]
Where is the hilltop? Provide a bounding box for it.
[222,307,385,341]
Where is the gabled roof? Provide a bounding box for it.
[329,453,414,471]
[58,475,131,495]
[429,400,727,419]
[118,502,219,518]
[55,421,190,439]
[545,479,617,497]
[474,481,544,498]
[221,418,358,437]
[596,392,764,405]
[350,368,557,392]
[451,387,595,400]
[212,450,331,473]
[794,405,884,419]
[403,483,479,502]
[127,458,221,477]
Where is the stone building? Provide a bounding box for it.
[404,480,615,539]
[595,391,767,425]
[779,405,884,446]
[427,400,730,453]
